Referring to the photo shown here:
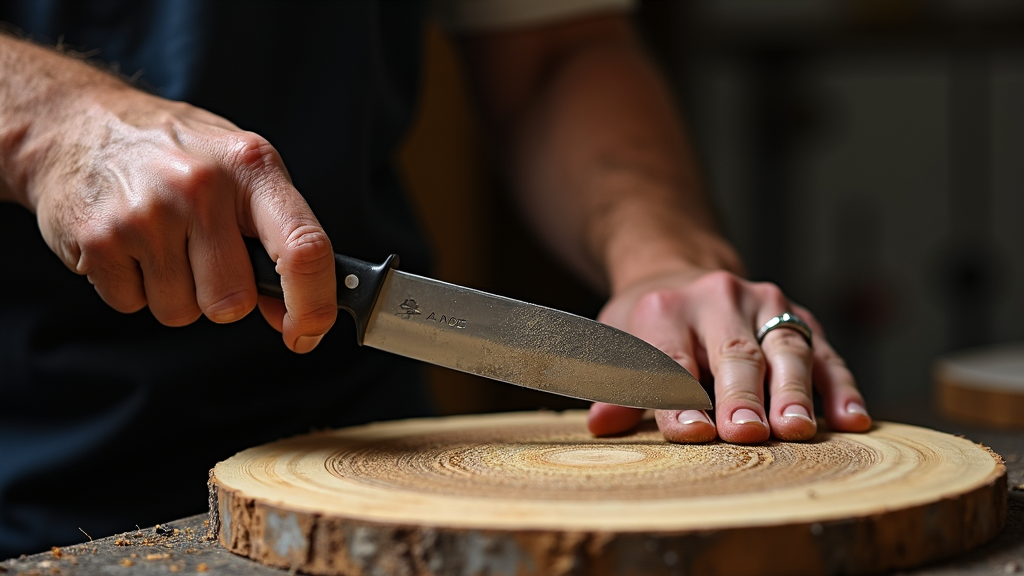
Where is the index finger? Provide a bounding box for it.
[235,136,337,352]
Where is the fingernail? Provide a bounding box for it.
[783,405,814,424]
[678,410,712,425]
[731,408,765,425]
[294,334,324,354]
[846,402,869,417]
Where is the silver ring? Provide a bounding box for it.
[756,313,812,346]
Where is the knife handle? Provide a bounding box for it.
[243,237,399,345]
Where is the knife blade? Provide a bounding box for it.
[245,238,711,411]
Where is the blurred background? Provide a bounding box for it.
[400,0,1024,416]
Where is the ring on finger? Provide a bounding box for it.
[756,312,812,347]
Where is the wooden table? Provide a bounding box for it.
[2,405,1021,576]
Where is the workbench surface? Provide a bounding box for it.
[2,407,1021,576]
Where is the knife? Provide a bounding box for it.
[244,238,711,411]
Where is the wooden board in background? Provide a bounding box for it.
[935,342,1024,430]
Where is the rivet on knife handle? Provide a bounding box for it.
[243,237,399,345]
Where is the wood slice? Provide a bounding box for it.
[209,411,1006,576]
[935,342,1024,430]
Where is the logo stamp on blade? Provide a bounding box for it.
[396,299,421,319]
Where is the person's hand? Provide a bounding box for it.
[587,268,871,443]
[18,69,336,352]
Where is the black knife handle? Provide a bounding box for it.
[243,237,399,345]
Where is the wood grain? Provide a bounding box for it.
[209,411,1006,576]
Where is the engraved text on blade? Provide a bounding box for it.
[396,297,467,329]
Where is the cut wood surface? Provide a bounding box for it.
[209,411,1006,576]
[935,342,1024,430]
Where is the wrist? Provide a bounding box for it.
[600,205,745,294]
[0,33,129,209]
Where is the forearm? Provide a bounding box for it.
[0,31,129,207]
[515,38,741,292]
[460,16,742,293]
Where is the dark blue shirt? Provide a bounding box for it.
[0,0,433,556]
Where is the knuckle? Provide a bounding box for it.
[76,224,121,263]
[718,337,765,366]
[119,204,154,234]
[118,205,164,240]
[279,226,333,277]
[118,158,223,230]
[773,381,812,398]
[228,131,281,173]
[755,282,788,310]
[290,302,337,332]
[629,290,686,327]
[717,388,762,406]
[163,157,221,201]
[633,290,684,316]
[76,226,109,254]
[696,270,745,299]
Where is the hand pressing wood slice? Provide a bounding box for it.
[209,411,1006,576]
[935,342,1024,430]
